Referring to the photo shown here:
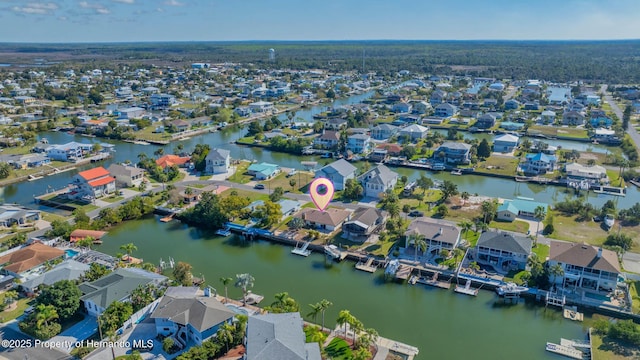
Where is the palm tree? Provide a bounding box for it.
[216,322,235,353]
[307,303,321,324]
[153,148,164,158]
[458,221,473,241]
[76,236,94,250]
[549,263,564,285]
[350,317,364,346]
[137,152,148,163]
[220,277,232,303]
[120,243,137,262]
[318,299,333,332]
[35,304,58,329]
[460,191,470,206]
[358,328,379,350]
[618,159,629,186]
[534,206,547,246]
[3,290,18,305]
[410,232,427,263]
[386,202,400,219]
[234,273,255,306]
[473,220,488,234]
[336,310,353,339]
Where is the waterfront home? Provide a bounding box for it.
[497,198,548,222]
[118,107,145,120]
[0,243,64,279]
[156,154,191,169]
[412,101,431,114]
[564,163,607,182]
[313,130,340,149]
[504,99,520,110]
[399,124,429,142]
[358,164,398,198]
[0,153,51,169]
[433,142,472,165]
[547,87,572,105]
[346,133,372,154]
[500,121,525,131]
[422,116,445,125]
[235,107,251,117]
[107,163,145,188]
[369,148,388,162]
[247,162,281,180]
[434,103,458,117]
[404,219,461,255]
[524,102,539,111]
[392,102,412,113]
[69,166,116,200]
[493,134,519,153]
[245,312,322,360]
[249,101,274,113]
[21,260,90,295]
[79,268,167,317]
[0,205,40,228]
[475,231,532,273]
[46,142,92,162]
[592,128,618,142]
[151,286,235,347]
[521,153,557,175]
[323,118,348,130]
[70,229,107,243]
[170,119,190,132]
[295,208,351,232]
[430,90,447,105]
[371,124,399,141]
[540,110,556,124]
[314,159,357,191]
[375,143,403,156]
[343,207,388,243]
[204,148,231,174]
[149,93,176,109]
[248,199,301,219]
[475,113,496,129]
[548,241,620,293]
[562,111,586,126]
[590,116,613,128]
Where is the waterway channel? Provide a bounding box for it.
[2,89,637,210]
[97,216,588,360]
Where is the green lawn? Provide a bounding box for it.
[219,188,269,202]
[529,125,589,139]
[606,169,625,188]
[398,189,443,212]
[40,194,99,212]
[591,333,639,360]
[462,231,480,247]
[550,212,640,252]
[133,125,172,142]
[41,212,69,223]
[228,161,252,184]
[102,196,124,203]
[630,281,640,314]
[364,239,397,257]
[532,244,550,261]
[475,156,520,176]
[264,172,314,194]
[489,220,529,234]
[324,337,353,360]
[0,298,34,323]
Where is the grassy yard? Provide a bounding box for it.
[489,220,530,233]
[41,212,70,223]
[606,169,625,188]
[133,125,172,142]
[0,297,34,323]
[475,155,520,176]
[228,161,252,184]
[532,244,550,261]
[398,189,443,212]
[264,171,314,194]
[529,125,589,139]
[549,213,609,246]
[219,188,269,202]
[324,337,353,360]
[102,196,124,203]
[630,281,640,314]
[591,333,640,360]
[40,194,99,212]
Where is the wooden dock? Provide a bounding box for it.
[409,272,452,290]
[395,265,412,280]
[355,257,377,273]
[545,342,584,359]
[454,279,479,296]
[160,214,174,222]
[563,306,584,322]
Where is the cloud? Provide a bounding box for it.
[78,1,110,15]
[156,8,164,12]
[164,0,183,6]
[11,2,58,15]
[113,0,134,3]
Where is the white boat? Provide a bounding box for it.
[545,342,584,359]
[450,169,462,175]
[604,214,615,229]
[496,282,529,296]
[385,259,400,276]
[324,244,341,260]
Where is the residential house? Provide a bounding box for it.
[540,110,556,124]
[547,87,572,105]
[521,153,557,175]
[46,142,92,162]
[151,286,236,347]
[247,162,280,180]
[204,148,231,174]
[548,241,620,293]
[245,313,322,360]
[433,142,472,165]
[371,124,399,141]
[412,101,431,114]
[493,134,519,153]
[343,207,388,242]
[107,163,144,188]
[118,107,145,120]
[404,219,461,255]
[170,119,190,132]
[399,124,429,142]
[475,231,532,272]
[156,154,191,169]
[593,128,619,143]
[346,133,372,154]
[392,102,412,113]
[590,116,613,128]
[79,268,167,316]
[70,229,107,243]
[313,130,340,149]
[524,102,539,111]
[323,118,348,130]
[434,103,458,117]
[70,166,116,200]
[248,199,301,219]
[564,163,607,182]
[375,143,403,156]
[358,164,398,198]
[314,159,357,191]
[0,205,40,228]
[497,198,548,222]
[430,90,447,105]
[1,154,50,169]
[21,260,90,294]
[504,99,520,110]
[248,101,274,113]
[149,94,176,109]
[475,114,496,129]
[562,111,586,126]
[295,208,351,232]
[0,243,65,279]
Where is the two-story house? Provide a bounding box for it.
[404,219,461,255]
[313,130,341,149]
[245,313,321,360]
[70,166,116,200]
[475,113,496,129]
[346,133,372,154]
[548,241,620,293]
[434,103,458,118]
[358,164,398,198]
[205,148,231,174]
[521,153,557,175]
[343,207,388,243]
[433,142,472,165]
[314,159,357,191]
[107,163,144,188]
[371,124,399,141]
[399,124,429,142]
[562,111,586,126]
[475,231,532,273]
[493,134,519,153]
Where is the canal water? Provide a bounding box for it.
[97,216,587,360]
[3,90,636,210]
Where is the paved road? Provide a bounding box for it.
[0,325,71,360]
[601,84,640,153]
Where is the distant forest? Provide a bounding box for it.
[1,40,640,83]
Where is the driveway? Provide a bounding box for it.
[0,325,71,360]
[86,322,169,360]
[49,316,97,353]
[623,251,640,274]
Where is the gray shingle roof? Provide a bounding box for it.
[477,231,532,256]
[21,260,90,291]
[549,241,620,274]
[79,268,166,309]
[439,141,472,150]
[317,159,357,177]
[205,148,231,161]
[246,313,321,360]
[344,207,385,228]
[405,220,460,245]
[107,163,144,178]
[358,164,398,186]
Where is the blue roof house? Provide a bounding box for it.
[522,153,557,175]
[247,162,281,180]
[497,198,549,222]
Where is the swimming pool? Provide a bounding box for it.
[225,304,250,315]
[584,292,609,302]
[65,249,79,258]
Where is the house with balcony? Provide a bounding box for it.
[314,159,357,191]
[358,164,398,198]
[562,111,586,126]
[475,231,532,273]
[493,134,519,153]
[540,110,556,124]
[107,163,144,188]
[248,101,274,113]
[434,103,458,118]
[346,133,372,154]
[475,114,496,129]
[371,124,399,141]
[69,166,116,200]
[151,286,236,348]
[150,94,176,109]
[430,90,447,105]
[0,205,41,228]
[521,153,557,175]
[313,130,340,149]
[392,102,412,113]
[342,207,388,243]
[565,163,607,182]
[433,142,472,165]
[412,101,431,114]
[245,313,322,360]
[46,142,92,162]
[204,148,231,174]
[399,124,429,142]
[548,241,621,293]
[404,220,460,256]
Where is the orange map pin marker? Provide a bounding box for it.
[309,178,335,212]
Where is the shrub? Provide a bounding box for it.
[163,337,176,354]
[543,224,554,235]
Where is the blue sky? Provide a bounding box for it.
[1,0,639,42]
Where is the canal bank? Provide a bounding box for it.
[97,216,587,360]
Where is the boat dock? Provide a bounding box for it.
[545,342,584,359]
[409,271,452,289]
[563,306,584,321]
[355,257,378,273]
[291,240,312,257]
[395,265,412,280]
[160,214,174,222]
[454,279,480,296]
[244,291,264,305]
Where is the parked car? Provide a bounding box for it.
[254,184,265,190]
[408,210,424,217]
